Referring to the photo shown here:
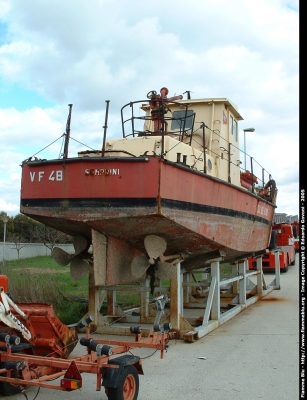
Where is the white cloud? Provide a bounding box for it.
[0,0,299,216]
[0,162,22,215]
[0,0,10,18]
[0,108,63,148]
[0,199,19,214]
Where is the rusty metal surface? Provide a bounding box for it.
[106,236,142,285]
[21,209,269,268]
[21,157,275,284]
[2,303,78,358]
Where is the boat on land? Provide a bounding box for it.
[20,87,277,287]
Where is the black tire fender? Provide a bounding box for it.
[105,365,139,400]
[102,355,142,389]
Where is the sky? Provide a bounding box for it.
[0,0,299,218]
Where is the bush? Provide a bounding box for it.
[55,300,88,325]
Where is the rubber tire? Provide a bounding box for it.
[0,363,24,396]
[291,258,295,266]
[281,266,288,273]
[292,225,298,239]
[269,230,277,250]
[0,382,23,396]
[106,365,139,400]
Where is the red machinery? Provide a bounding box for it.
[147,87,183,133]
[240,170,258,190]
[248,223,296,273]
[0,282,174,399]
[0,275,78,359]
[291,221,300,251]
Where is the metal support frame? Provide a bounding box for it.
[85,234,280,340]
[181,255,278,341]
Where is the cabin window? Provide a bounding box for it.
[230,116,233,137]
[171,110,194,130]
[229,115,238,142]
[233,120,238,141]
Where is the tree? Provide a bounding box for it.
[0,211,73,248]
[0,212,14,241]
[12,214,40,243]
[9,233,28,259]
[33,224,72,251]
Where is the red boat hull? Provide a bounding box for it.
[21,157,275,273]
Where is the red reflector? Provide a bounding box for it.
[60,361,82,390]
[60,378,81,390]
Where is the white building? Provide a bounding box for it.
[273,213,299,224]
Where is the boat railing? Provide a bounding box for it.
[209,130,275,201]
[119,98,276,203]
[120,99,195,143]
[211,130,271,188]
[22,101,276,204]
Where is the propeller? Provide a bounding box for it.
[131,235,178,281]
[52,236,92,280]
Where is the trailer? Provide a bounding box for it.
[0,282,173,399]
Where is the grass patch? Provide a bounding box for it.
[1,256,89,324]
[2,256,63,271]
[220,263,232,276]
[2,256,88,298]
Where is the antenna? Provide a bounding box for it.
[63,104,73,159]
[101,100,110,157]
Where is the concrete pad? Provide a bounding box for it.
[7,253,299,400]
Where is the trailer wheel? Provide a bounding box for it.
[0,382,23,396]
[105,365,139,400]
[0,363,24,396]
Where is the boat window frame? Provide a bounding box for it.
[233,119,238,141]
[170,110,195,131]
[229,114,238,142]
